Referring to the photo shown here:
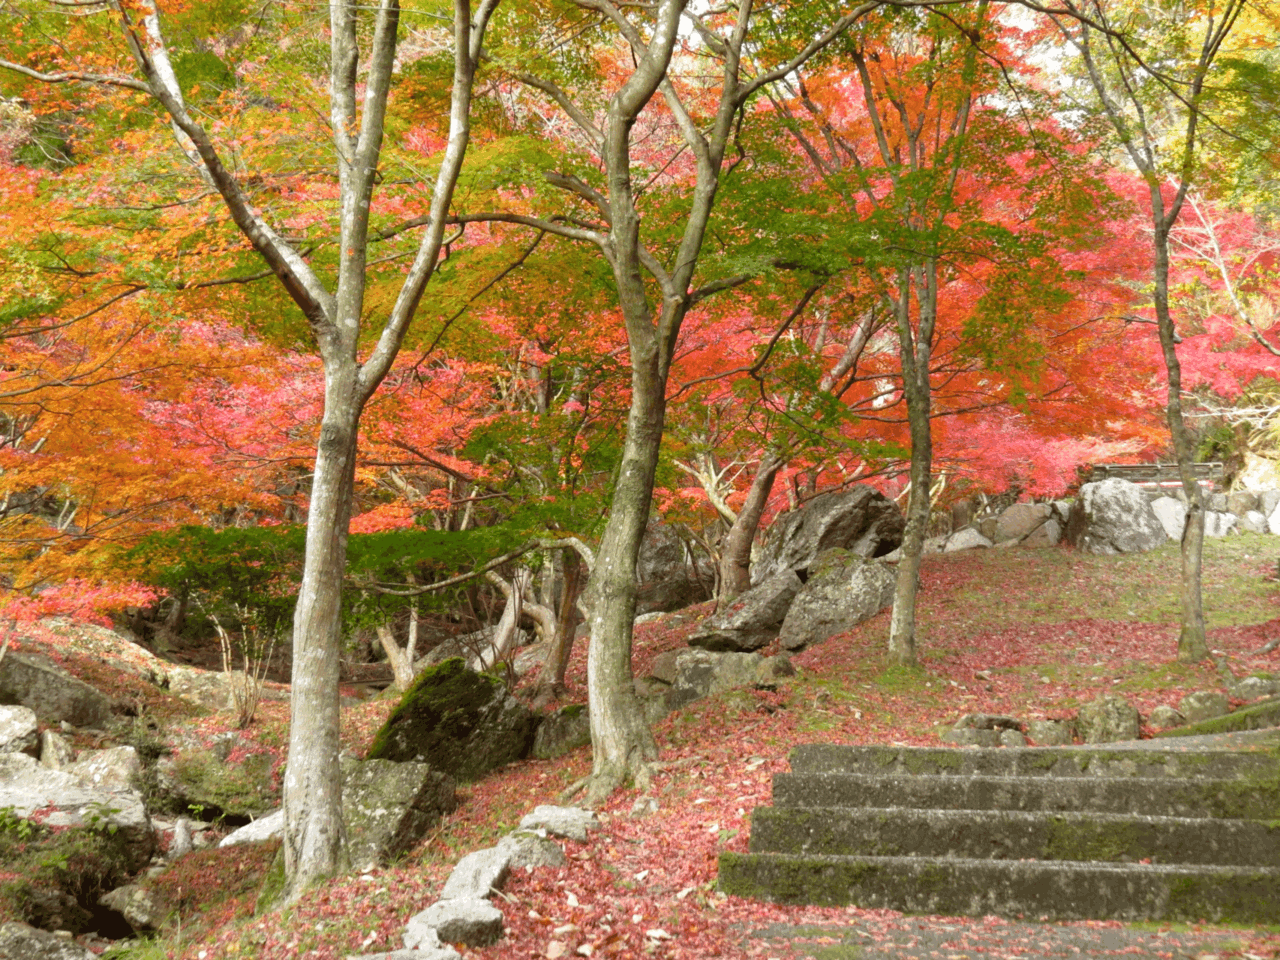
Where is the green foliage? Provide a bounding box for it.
[0,813,135,932]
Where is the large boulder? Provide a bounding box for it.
[342,758,457,871]
[777,550,896,651]
[1066,479,1168,554]
[365,658,538,781]
[664,649,763,710]
[154,739,279,819]
[0,652,111,728]
[530,704,590,760]
[992,503,1053,544]
[1150,496,1187,540]
[0,752,155,871]
[687,571,802,652]
[752,486,904,584]
[635,522,712,615]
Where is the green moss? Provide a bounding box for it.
[1166,872,1280,923]
[1044,818,1147,862]
[364,657,537,781]
[901,750,961,774]
[171,747,278,818]
[0,813,135,932]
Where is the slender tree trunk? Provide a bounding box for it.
[717,454,783,606]
[888,267,935,667]
[537,550,582,704]
[582,357,663,806]
[1151,213,1208,661]
[283,397,360,891]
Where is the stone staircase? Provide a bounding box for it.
[719,736,1280,922]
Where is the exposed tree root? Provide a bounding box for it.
[1250,636,1280,655]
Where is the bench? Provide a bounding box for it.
[1088,462,1223,491]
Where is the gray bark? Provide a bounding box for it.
[25,0,504,895]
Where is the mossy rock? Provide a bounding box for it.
[365,658,538,781]
[0,812,136,934]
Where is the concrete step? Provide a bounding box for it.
[790,743,1280,780]
[773,772,1280,820]
[717,851,1280,922]
[748,806,1280,866]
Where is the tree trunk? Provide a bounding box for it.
[536,550,582,705]
[716,454,783,607]
[582,358,664,806]
[282,401,360,893]
[888,267,935,667]
[470,568,531,672]
[1151,212,1208,661]
[375,623,415,692]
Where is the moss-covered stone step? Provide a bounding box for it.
[789,743,1280,780]
[748,806,1280,866]
[718,851,1280,922]
[1155,696,1280,739]
[773,772,1280,820]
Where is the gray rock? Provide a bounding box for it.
[169,817,193,859]
[1067,479,1168,554]
[1026,719,1072,745]
[999,729,1027,748]
[634,522,712,615]
[1150,496,1187,541]
[531,705,590,760]
[993,503,1052,543]
[0,651,111,728]
[645,650,682,685]
[1147,705,1184,729]
[1260,489,1280,517]
[944,528,993,552]
[756,654,797,687]
[687,571,802,652]
[1233,676,1280,701]
[365,658,538,781]
[405,899,503,948]
[752,485,904,584]
[940,728,998,747]
[1271,502,1280,536]
[1020,519,1062,548]
[1239,510,1268,534]
[68,746,141,793]
[0,922,96,960]
[518,805,599,843]
[665,649,763,710]
[219,809,283,848]
[954,713,1023,731]
[1227,490,1260,515]
[372,925,461,959]
[1179,690,1230,724]
[1076,695,1141,743]
[343,758,457,871]
[440,846,510,901]
[0,704,38,755]
[1204,511,1238,537]
[497,830,567,870]
[1209,492,1228,511]
[98,884,166,932]
[38,730,74,770]
[0,752,154,871]
[777,551,895,651]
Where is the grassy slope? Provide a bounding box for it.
[15,534,1280,959]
